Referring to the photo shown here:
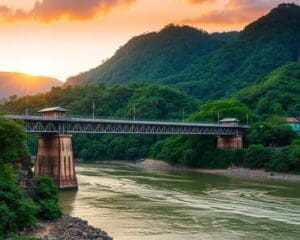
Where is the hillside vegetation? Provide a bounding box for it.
[3,84,200,160]
[0,72,62,99]
[0,118,61,238]
[236,62,300,117]
[171,3,300,99]
[66,25,229,86]
[66,4,300,101]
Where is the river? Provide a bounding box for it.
[59,163,300,240]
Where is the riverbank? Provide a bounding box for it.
[24,215,113,240]
[128,159,300,182]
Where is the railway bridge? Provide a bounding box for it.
[6,107,249,190]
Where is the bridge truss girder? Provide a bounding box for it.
[24,120,245,136]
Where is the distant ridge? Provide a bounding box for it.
[0,72,62,99]
[65,3,300,101]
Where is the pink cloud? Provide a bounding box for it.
[181,0,300,27]
[0,0,136,23]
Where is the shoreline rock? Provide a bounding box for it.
[44,215,112,240]
[25,215,113,240]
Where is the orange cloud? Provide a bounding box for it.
[181,0,300,27]
[0,0,136,23]
[187,0,214,4]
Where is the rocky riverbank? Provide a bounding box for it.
[130,159,300,182]
[26,215,113,240]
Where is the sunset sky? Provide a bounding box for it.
[0,0,299,81]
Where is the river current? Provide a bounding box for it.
[59,163,300,240]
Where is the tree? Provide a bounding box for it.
[246,118,297,147]
[191,99,253,124]
[34,177,62,220]
[244,144,272,168]
[0,118,28,164]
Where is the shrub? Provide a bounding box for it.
[208,150,235,169]
[34,177,59,202]
[0,118,28,165]
[0,178,38,237]
[267,147,291,172]
[267,145,300,172]
[37,200,62,220]
[15,200,38,229]
[0,203,16,236]
[33,177,62,220]
[244,144,272,168]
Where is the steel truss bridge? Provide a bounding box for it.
[6,115,249,136]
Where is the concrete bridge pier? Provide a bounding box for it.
[217,135,243,149]
[35,134,78,190]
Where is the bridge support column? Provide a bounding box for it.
[217,135,243,150]
[35,134,78,190]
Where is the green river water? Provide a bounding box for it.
[59,163,300,240]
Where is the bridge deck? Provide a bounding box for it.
[5,115,249,136]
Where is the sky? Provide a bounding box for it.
[0,0,299,81]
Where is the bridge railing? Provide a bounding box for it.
[5,113,249,128]
[66,114,221,125]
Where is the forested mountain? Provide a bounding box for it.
[172,3,300,100]
[0,72,62,99]
[66,25,233,86]
[65,4,300,101]
[236,62,300,117]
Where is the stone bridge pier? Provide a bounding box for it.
[217,135,243,149]
[35,134,78,190]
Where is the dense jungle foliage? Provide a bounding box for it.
[2,84,200,160]
[150,99,300,172]
[0,118,61,238]
[236,63,300,117]
[66,4,300,101]
[3,76,300,173]
[149,63,300,172]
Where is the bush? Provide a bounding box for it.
[246,119,297,147]
[267,147,291,172]
[244,144,272,168]
[206,150,234,169]
[0,175,38,237]
[15,200,38,229]
[33,177,62,220]
[267,145,300,172]
[0,203,16,236]
[34,177,59,202]
[37,200,62,220]
[0,118,28,165]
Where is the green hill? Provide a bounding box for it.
[66,4,300,101]
[236,62,300,117]
[66,25,233,86]
[169,3,300,100]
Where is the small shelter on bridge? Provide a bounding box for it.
[38,107,69,118]
[219,118,240,126]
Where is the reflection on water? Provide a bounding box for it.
[59,163,300,240]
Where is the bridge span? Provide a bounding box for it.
[6,114,248,136]
[6,108,249,190]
